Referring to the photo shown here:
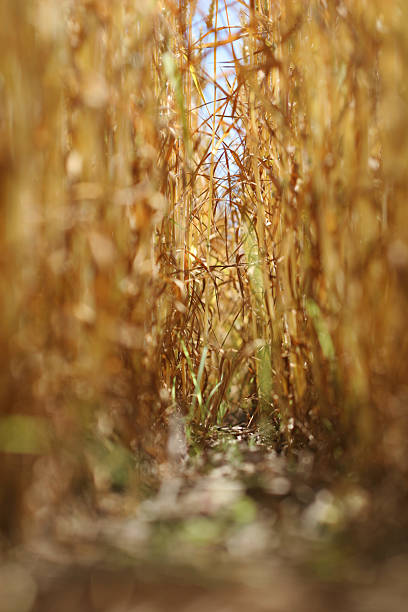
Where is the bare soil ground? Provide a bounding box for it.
[1,429,407,612]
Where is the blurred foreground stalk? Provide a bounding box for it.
[0,0,176,538]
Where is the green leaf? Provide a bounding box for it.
[258,342,273,409]
[0,415,52,454]
[306,299,336,362]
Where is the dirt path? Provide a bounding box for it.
[1,429,407,612]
